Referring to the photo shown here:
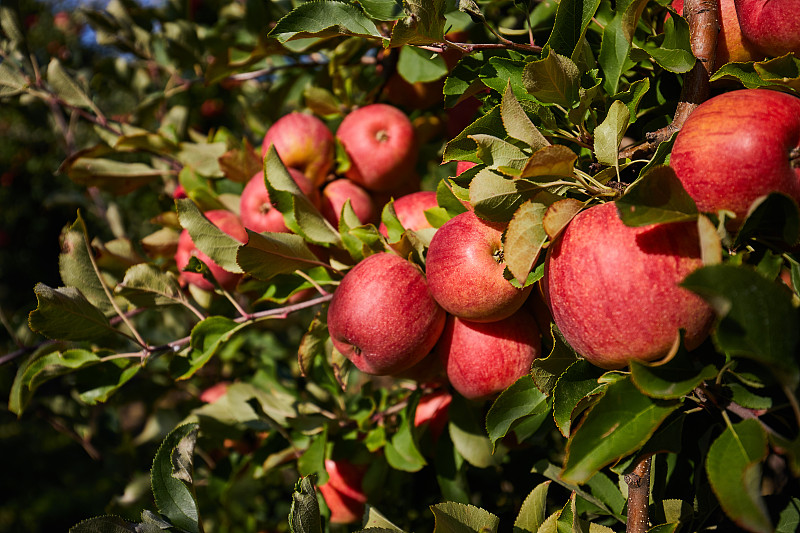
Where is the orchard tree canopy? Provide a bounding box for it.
[1,0,800,532]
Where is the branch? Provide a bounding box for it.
[620,0,719,160]
[625,455,652,533]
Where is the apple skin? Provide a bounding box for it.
[239,168,318,233]
[426,211,532,322]
[670,89,800,224]
[437,309,541,400]
[318,459,367,524]
[260,112,335,187]
[320,178,376,227]
[327,252,447,375]
[336,103,418,192]
[174,209,248,292]
[378,190,438,236]
[734,0,800,57]
[542,202,715,370]
[672,0,762,65]
[413,389,452,442]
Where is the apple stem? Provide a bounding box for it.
[625,455,652,533]
[790,147,800,169]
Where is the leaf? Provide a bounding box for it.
[531,324,580,395]
[597,0,649,94]
[28,284,113,342]
[531,460,621,519]
[469,169,524,222]
[297,426,327,479]
[0,60,29,96]
[561,377,680,483]
[385,393,427,472]
[151,423,200,533]
[470,134,529,172]
[753,55,800,91]
[444,105,504,163]
[504,199,549,284]
[289,476,323,533]
[431,502,499,533]
[630,348,720,399]
[237,231,325,280]
[735,192,800,249]
[358,0,405,21]
[298,310,329,376]
[519,145,577,181]
[706,419,771,533]
[616,166,698,226]
[513,481,550,533]
[681,264,800,387]
[613,78,650,125]
[116,264,184,307]
[543,198,583,239]
[175,317,250,380]
[0,6,25,47]
[176,142,227,178]
[64,156,167,195]
[448,395,496,469]
[638,14,695,74]
[544,0,602,59]
[776,498,800,533]
[176,199,243,274]
[501,81,549,152]
[47,58,99,113]
[269,1,383,43]
[594,100,630,166]
[397,45,448,83]
[486,376,549,450]
[362,506,408,531]
[522,50,581,108]
[59,212,116,315]
[389,0,446,47]
[69,515,139,532]
[552,360,607,437]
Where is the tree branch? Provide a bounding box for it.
[625,455,652,533]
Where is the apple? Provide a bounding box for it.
[425,211,532,322]
[327,252,446,375]
[260,112,335,186]
[670,89,800,223]
[734,0,800,57]
[542,202,715,370]
[455,160,478,176]
[671,0,762,65]
[320,178,376,227]
[174,209,248,292]
[413,389,452,442]
[318,459,367,524]
[437,309,541,400]
[199,381,230,403]
[336,103,418,192]
[239,168,318,233]
[378,190,438,237]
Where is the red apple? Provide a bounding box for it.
[239,168,318,233]
[318,459,367,524]
[734,0,800,57]
[378,190,438,237]
[336,103,418,192]
[413,389,452,442]
[672,0,762,65]
[437,309,541,400]
[543,202,715,370]
[260,112,335,186]
[320,178,376,227]
[199,381,230,403]
[174,209,248,291]
[670,89,800,224]
[425,211,532,322]
[455,160,478,176]
[327,252,446,375]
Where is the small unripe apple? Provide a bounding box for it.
[426,211,532,322]
[239,168,318,233]
[174,210,248,291]
[378,190,438,236]
[336,103,418,192]
[260,112,335,186]
[327,252,446,375]
[437,309,541,400]
[543,202,715,370]
[670,89,800,224]
[320,178,376,227]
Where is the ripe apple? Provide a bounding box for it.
[437,309,541,400]
[318,459,367,524]
[671,0,762,65]
[542,202,715,370]
[327,252,446,375]
[336,103,418,192]
[260,112,335,186]
[425,211,532,322]
[174,209,248,292]
[378,190,438,237]
[455,160,478,176]
[734,0,800,57]
[413,389,452,442]
[239,168,318,233]
[320,178,376,227]
[670,89,800,224]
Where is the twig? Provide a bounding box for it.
[625,455,652,533]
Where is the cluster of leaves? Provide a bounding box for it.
[2,0,800,532]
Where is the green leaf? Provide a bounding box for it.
[504,199,549,284]
[290,476,322,533]
[237,230,326,280]
[597,0,649,94]
[470,134,529,172]
[116,264,184,307]
[531,460,621,519]
[522,50,581,108]
[513,481,550,533]
[358,0,405,21]
[448,395,496,469]
[629,348,720,399]
[64,156,167,195]
[176,199,243,274]
[269,1,383,43]
[486,376,549,450]
[75,358,140,406]
[706,419,771,533]
[501,81,549,152]
[176,142,227,178]
[362,505,408,531]
[0,6,25,47]
[531,324,580,395]
[175,317,250,380]
[616,166,698,226]
[552,360,606,437]
[753,55,800,91]
[735,193,800,249]
[389,0,446,46]
[681,264,800,387]
[594,100,630,166]
[385,393,427,472]
[776,498,800,533]
[0,60,29,96]
[519,145,578,181]
[561,377,680,483]
[47,58,99,112]
[69,515,139,532]
[28,284,113,342]
[431,502,499,533]
[151,423,200,533]
[544,0,602,59]
[469,169,525,222]
[613,78,650,125]
[444,105,504,163]
[639,14,695,74]
[298,310,329,376]
[397,45,448,83]
[297,426,327,480]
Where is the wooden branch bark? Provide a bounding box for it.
[625,455,653,533]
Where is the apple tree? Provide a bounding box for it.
[1,0,799,532]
